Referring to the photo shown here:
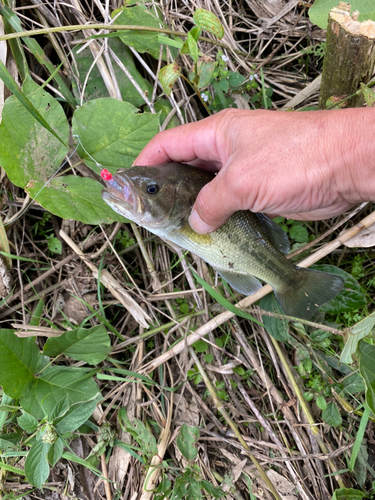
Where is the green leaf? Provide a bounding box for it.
[193,9,224,39]
[192,270,263,326]
[0,331,40,399]
[55,397,99,434]
[193,339,208,353]
[20,366,99,420]
[309,0,375,29]
[189,59,216,89]
[331,488,364,500]
[341,311,375,364]
[0,65,67,145]
[187,32,199,63]
[48,438,64,467]
[260,294,290,342]
[200,479,224,497]
[118,408,158,459]
[72,36,153,107]
[25,440,51,488]
[0,76,69,189]
[43,325,111,364]
[360,82,375,107]
[322,401,342,427]
[316,395,327,411]
[111,4,178,60]
[47,237,62,255]
[358,341,375,413]
[349,405,370,472]
[26,176,129,225]
[289,223,309,243]
[0,4,76,108]
[158,63,181,96]
[72,98,160,174]
[228,72,246,88]
[17,412,39,433]
[312,265,366,314]
[177,424,199,461]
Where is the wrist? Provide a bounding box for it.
[326,107,375,205]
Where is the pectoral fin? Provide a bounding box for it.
[216,269,263,295]
[256,213,290,254]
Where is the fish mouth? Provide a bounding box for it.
[101,172,141,219]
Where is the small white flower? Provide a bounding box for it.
[249,75,254,81]
[201,93,209,102]
[221,55,229,62]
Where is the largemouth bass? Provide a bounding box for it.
[101,163,344,319]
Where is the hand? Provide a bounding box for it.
[134,108,374,234]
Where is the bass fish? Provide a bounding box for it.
[101,163,344,320]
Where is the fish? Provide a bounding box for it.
[101,162,344,320]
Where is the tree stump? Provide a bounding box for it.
[319,2,375,109]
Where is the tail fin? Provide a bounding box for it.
[274,267,344,320]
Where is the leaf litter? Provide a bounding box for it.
[0,1,374,500]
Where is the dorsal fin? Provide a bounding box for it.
[256,213,290,254]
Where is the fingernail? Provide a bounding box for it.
[189,210,213,234]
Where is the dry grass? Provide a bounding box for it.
[0,1,373,500]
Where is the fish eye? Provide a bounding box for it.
[147,183,159,195]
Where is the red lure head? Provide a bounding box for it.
[101,168,112,181]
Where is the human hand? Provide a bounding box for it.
[134,108,374,234]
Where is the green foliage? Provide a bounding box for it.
[358,341,375,414]
[111,3,178,60]
[0,328,106,487]
[331,488,364,500]
[260,293,290,342]
[177,424,199,461]
[72,36,153,107]
[309,0,375,29]
[322,401,342,427]
[273,217,310,244]
[312,265,367,316]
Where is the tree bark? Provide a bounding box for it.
[319,2,375,109]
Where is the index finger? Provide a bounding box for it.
[133,113,222,166]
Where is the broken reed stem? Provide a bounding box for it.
[269,336,345,488]
[189,348,282,500]
[140,208,375,373]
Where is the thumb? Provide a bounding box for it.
[188,172,240,234]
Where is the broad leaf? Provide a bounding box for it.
[322,401,342,427]
[55,397,99,434]
[358,341,375,413]
[17,412,39,433]
[43,324,111,364]
[312,265,366,314]
[0,76,69,188]
[260,293,290,342]
[20,366,99,420]
[48,438,64,467]
[340,312,375,364]
[331,488,364,500]
[72,36,153,107]
[26,176,129,225]
[111,4,177,60]
[177,424,199,461]
[309,0,375,29]
[25,440,51,488]
[72,98,160,175]
[0,330,40,399]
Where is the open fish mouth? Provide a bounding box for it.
[101,173,138,217]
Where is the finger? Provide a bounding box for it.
[134,114,221,166]
[188,171,241,234]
